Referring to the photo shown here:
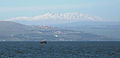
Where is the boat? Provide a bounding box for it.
[40,41,47,44]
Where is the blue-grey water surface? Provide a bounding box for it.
[0,41,120,58]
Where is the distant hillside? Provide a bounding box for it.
[57,21,120,39]
[0,21,115,41]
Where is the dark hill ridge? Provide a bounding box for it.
[0,21,30,31]
[0,21,115,41]
[0,21,32,35]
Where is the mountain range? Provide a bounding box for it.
[0,21,116,41]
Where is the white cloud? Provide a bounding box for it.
[6,12,101,23]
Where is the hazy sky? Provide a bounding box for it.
[0,0,120,22]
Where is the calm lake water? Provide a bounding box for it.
[0,41,120,58]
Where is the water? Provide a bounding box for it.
[0,41,120,58]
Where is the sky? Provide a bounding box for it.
[0,0,120,22]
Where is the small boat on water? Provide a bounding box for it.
[40,41,47,44]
